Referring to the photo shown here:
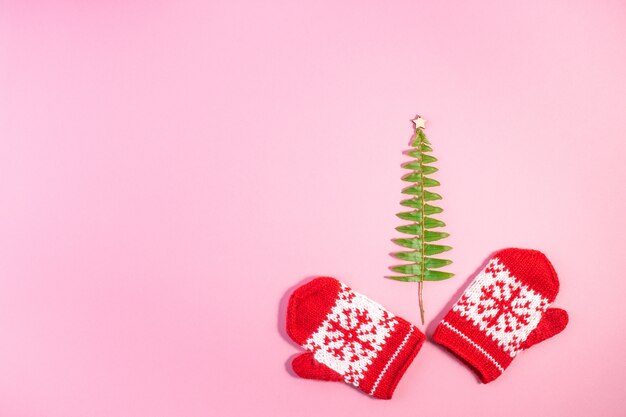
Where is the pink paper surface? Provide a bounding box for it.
[1,1,625,416]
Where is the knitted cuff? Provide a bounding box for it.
[364,317,425,399]
[432,311,513,383]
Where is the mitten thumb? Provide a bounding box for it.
[292,352,343,382]
[521,308,568,350]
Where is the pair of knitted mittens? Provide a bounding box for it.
[285,248,568,399]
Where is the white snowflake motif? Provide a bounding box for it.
[304,284,397,386]
[453,258,549,356]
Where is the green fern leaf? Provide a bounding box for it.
[401,162,439,175]
[401,185,423,195]
[396,211,421,221]
[424,231,450,242]
[387,275,421,282]
[424,204,443,216]
[422,166,438,175]
[391,251,422,261]
[404,151,439,163]
[422,178,441,187]
[392,237,423,249]
[388,116,453,324]
[395,224,421,235]
[424,217,446,228]
[424,244,452,255]
[424,190,442,201]
[421,155,438,164]
[424,257,453,268]
[424,270,455,281]
[424,204,443,215]
[401,172,421,182]
[390,255,453,269]
[398,212,446,224]
[401,161,421,170]
[390,264,422,274]
[400,198,423,208]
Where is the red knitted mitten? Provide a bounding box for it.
[432,248,568,383]
[286,277,425,399]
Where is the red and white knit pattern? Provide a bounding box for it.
[303,283,398,386]
[452,258,549,357]
[432,248,568,383]
[287,277,425,399]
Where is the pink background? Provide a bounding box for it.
[1,1,625,416]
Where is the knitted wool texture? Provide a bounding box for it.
[432,248,568,383]
[287,277,425,399]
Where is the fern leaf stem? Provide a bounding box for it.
[418,280,425,325]
[418,129,427,324]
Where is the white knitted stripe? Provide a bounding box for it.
[440,320,504,373]
[369,326,415,397]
